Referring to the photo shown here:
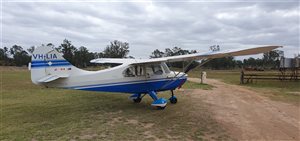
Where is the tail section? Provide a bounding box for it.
[30,46,74,85]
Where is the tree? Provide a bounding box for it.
[0,48,7,65]
[150,49,165,58]
[102,40,129,58]
[236,60,243,68]
[243,57,256,68]
[9,45,30,66]
[262,50,282,69]
[150,47,197,68]
[93,52,104,58]
[58,39,77,64]
[171,47,192,56]
[0,47,14,66]
[27,46,35,54]
[74,46,94,68]
[203,57,236,70]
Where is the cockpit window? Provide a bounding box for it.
[161,63,170,74]
[134,65,144,76]
[150,64,163,75]
[123,65,145,77]
[123,67,135,77]
[124,63,166,77]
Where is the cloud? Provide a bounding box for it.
[2,1,299,58]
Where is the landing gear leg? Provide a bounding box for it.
[169,90,177,104]
[148,91,167,109]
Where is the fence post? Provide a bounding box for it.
[240,70,244,84]
[200,71,206,84]
[200,71,203,84]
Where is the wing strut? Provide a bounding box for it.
[183,59,211,74]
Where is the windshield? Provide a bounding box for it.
[161,62,170,73]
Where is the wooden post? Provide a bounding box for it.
[200,71,203,84]
[240,70,244,84]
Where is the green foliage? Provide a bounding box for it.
[242,50,282,69]
[74,46,94,68]
[150,49,164,58]
[203,56,236,70]
[57,39,77,65]
[54,39,130,67]
[0,47,14,65]
[27,46,35,54]
[0,39,133,67]
[150,47,197,68]
[5,45,31,66]
[150,47,196,58]
[262,50,282,68]
[102,40,129,58]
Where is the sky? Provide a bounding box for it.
[1,0,300,59]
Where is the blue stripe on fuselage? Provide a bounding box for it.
[72,77,187,93]
[70,78,171,89]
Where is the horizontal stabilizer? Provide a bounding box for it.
[38,74,69,83]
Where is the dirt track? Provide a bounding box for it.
[188,78,300,141]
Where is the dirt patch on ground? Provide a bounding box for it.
[188,78,300,140]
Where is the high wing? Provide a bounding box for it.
[90,58,137,64]
[91,45,282,65]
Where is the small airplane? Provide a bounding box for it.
[29,45,281,109]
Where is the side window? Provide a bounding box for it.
[151,64,163,75]
[123,65,145,77]
[134,65,144,76]
[123,67,135,77]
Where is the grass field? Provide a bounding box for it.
[1,68,230,141]
[188,69,300,104]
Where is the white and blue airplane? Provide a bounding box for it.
[29,45,281,109]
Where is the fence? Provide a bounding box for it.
[240,69,299,84]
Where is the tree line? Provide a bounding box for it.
[1,39,282,70]
[0,39,130,67]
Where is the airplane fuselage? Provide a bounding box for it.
[35,60,187,94]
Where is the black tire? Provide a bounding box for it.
[170,98,177,104]
[156,106,166,110]
[133,97,142,103]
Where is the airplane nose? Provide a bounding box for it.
[178,72,188,77]
[170,71,188,78]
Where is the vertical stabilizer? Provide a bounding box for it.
[30,46,73,85]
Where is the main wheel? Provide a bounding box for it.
[156,106,166,110]
[170,97,177,104]
[133,97,142,103]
